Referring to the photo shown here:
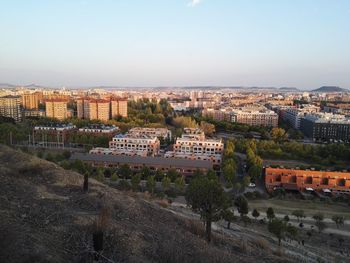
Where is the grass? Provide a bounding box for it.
[248,199,350,219]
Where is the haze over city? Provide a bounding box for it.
[1,0,350,89]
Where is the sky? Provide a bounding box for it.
[0,0,350,89]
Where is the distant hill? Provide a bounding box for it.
[312,86,348,92]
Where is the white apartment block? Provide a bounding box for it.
[166,128,223,167]
[230,107,278,127]
[128,127,172,140]
[108,134,160,156]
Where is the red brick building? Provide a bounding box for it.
[265,167,350,195]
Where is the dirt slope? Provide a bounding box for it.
[0,145,294,263]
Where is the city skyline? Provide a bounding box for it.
[1,0,350,89]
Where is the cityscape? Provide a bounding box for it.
[1,1,350,263]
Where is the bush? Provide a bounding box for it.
[117,179,131,191]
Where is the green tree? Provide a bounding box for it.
[235,196,249,217]
[141,166,151,179]
[223,159,236,185]
[242,176,251,188]
[131,174,141,191]
[332,215,345,229]
[119,164,132,179]
[162,176,171,191]
[155,169,164,181]
[266,207,275,222]
[271,128,287,142]
[110,172,119,182]
[268,219,286,246]
[186,175,230,242]
[252,209,260,220]
[313,213,326,233]
[200,121,215,136]
[292,210,305,222]
[224,140,235,159]
[167,168,180,182]
[146,175,156,194]
[284,215,290,222]
[174,176,186,192]
[248,165,261,181]
[222,209,235,229]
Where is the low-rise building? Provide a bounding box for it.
[108,133,160,156]
[167,128,223,169]
[71,152,212,177]
[265,167,350,195]
[128,127,172,140]
[78,124,119,138]
[33,123,76,145]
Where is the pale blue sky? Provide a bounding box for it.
[0,0,349,89]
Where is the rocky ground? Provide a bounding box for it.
[0,145,348,263]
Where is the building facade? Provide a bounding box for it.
[71,152,211,177]
[21,92,39,110]
[111,98,128,118]
[230,108,278,127]
[283,105,319,129]
[45,99,68,120]
[300,113,350,142]
[265,167,350,195]
[128,127,172,140]
[0,95,22,122]
[165,128,223,169]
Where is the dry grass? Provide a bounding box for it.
[252,237,271,252]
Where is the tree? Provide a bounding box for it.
[207,169,217,181]
[131,174,141,191]
[313,213,326,233]
[332,215,345,229]
[268,219,286,246]
[285,224,298,242]
[110,172,118,182]
[292,210,305,222]
[235,196,249,217]
[271,128,287,142]
[224,140,235,159]
[248,165,261,181]
[167,168,180,182]
[186,175,230,242]
[155,169,164,181]
[146,175,156,194]
[242,176,251,188]
[252,209,260,220]
[223,159,236,185]
[266,207,275,222]
[162,176,171,191]
[141,166,151,179]
[119,164,132,179]
[200,121,215,136]
[83,172,89,192]
[174,176,186,192]
[284,215,290,222]
[222,209,235,229]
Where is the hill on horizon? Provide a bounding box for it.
[312,86,348,92]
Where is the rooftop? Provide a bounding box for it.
[71,153,212,169]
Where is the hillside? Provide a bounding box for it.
[0,145,287,263]
[312,86,348,92]
[0,145,348,263]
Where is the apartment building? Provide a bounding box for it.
[231,107,278,127]
[111,98,128,118]
[45,99,68,120]
[265,167,350,195]
[108,133,160,156]
[202,108,232,121]
[283,105,319,129]
[77,98,110,121]
[128,127,172,140]
[0,95,22,122]
[165,128,223,169]
[300,113,350,142]
[21,92,39,109]
[33,123,76,145]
